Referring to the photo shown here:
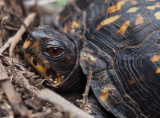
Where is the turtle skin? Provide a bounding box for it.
[23,0,160,117]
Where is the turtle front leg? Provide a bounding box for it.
[82,67,92,104]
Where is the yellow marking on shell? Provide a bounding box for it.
[78,34,83,39]
[154,11,160,20]
[156,67,160,73]
[146,0,155,1]
[146,3,160,10]
[135,14,144,26]
[99,85,116,102]
[151,55,160,62]
[83,48,94,53]
[96,15,120,30]
[99,91,109,102]
[130,0,137,5]
[23,40,31,49]
[108,0,127,13]
[129,78,143,85]
[81,52,97,63]
[70,29,75,33]
[127,7,139,13]
[71,20,80,29]
[70,20,80,33]
[118,20,130,34]
[129,80,135,85]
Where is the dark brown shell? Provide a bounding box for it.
[78,0,160,117]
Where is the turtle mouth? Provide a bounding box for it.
[51,76,65,87]
[43,70,66,88]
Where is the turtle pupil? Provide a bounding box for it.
[52,48,57,53]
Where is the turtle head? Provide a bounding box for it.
[23,25,84,91]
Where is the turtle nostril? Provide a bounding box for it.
[33,59,37,66]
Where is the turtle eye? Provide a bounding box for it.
[47,47,62,56]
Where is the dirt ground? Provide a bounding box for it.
[0,0,114,118]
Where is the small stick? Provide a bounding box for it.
[9,13,36,57]
[83,67,92,104]
[29,109,52,118]
[0,13,36,56]
[38,89,93,118]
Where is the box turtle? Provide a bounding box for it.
[23,0,160,117]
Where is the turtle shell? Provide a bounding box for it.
[79,0,160,117]
[61,0,160,117]
[23,0,160,117]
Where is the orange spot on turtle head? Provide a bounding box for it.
[24,52,30,61]
[56,73,60,76]
[23,40,31,49]
[43,60,48,64]
[31,39,40,50]
[35,64,45,74]
[25,55,45,75]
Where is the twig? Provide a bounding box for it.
[29,109,52,118]
[76,68,92,113]
[0,12,36,56]
[0,60,30,116]
[83,67,92,104]
[38,89,93,118]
